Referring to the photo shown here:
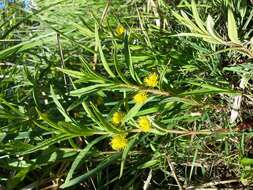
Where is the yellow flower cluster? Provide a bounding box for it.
[111,134,128,151]
[109,73,158,150]
[133,92,148,105]
[138,116,152,132]
[115,25,125,37]
[144,73,159,88]
[112,111,124,125]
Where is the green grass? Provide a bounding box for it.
[0,0,253,189]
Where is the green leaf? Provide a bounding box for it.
[70,83,117,96]
[138,159,159,169]
[50,86,72,122]
[0,34,54,59]
[206,15,224,44]
[36,109,64,132]
[60,153,121,189]
[180,84,238,95]
[82,101,96,120]
[48,25,95,54]
[90,103,121,133]
[122,103,144,125]
[57,67,106,84]
[189,147,199,180]
[180,11,203,34]
[120,135,138,178]
[95,23,116,78]
[79,56,105,82]
[113,40,130,84]
[65,136,107,183]
[56,68,86,79]
[0,131,44,142]
[6,167,31,190]
[170,33,221,44]
[57,121,96,136]
[124,33,138,82]
[72,23,94,38]
[20,134,71,155]
[191,0,207,33]
[227,8,240,43]
[186,82,239,94]
[240,157,253,165]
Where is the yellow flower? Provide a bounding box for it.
[133,92,148,104]
[111,134,128,151]
[115,24,125,37]
[138,116,152,132]
[144,73,159,88]
[112,111,124,125]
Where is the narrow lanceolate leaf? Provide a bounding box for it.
[113,41,130,84]
[70,83,117,96]
[95,24,116,78]
[36,109,64,132]
[90,103,122,133]
[120,135,138,178]
[188,82,237,92]
[60,153,121,189]
[72,23,94,38]
[57,121,96,136]
[79,56,105,82]
[189,147,199,180]
[191,0,207,33]
[56,68,85,79]
[170,33,220,44]
[20,134,71,155]
[50,86,72,122]
[57,67,105,84]
[171,10,188,26]
[180,82,238,95]
[180,11,203,34]
[64,136,107,183]
[124,33,137,82]
[0,33,54,59]
[227,8,240,43]
[206,15,224,44]
[122,103,143,125]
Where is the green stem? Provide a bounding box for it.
[120,84,171,96]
